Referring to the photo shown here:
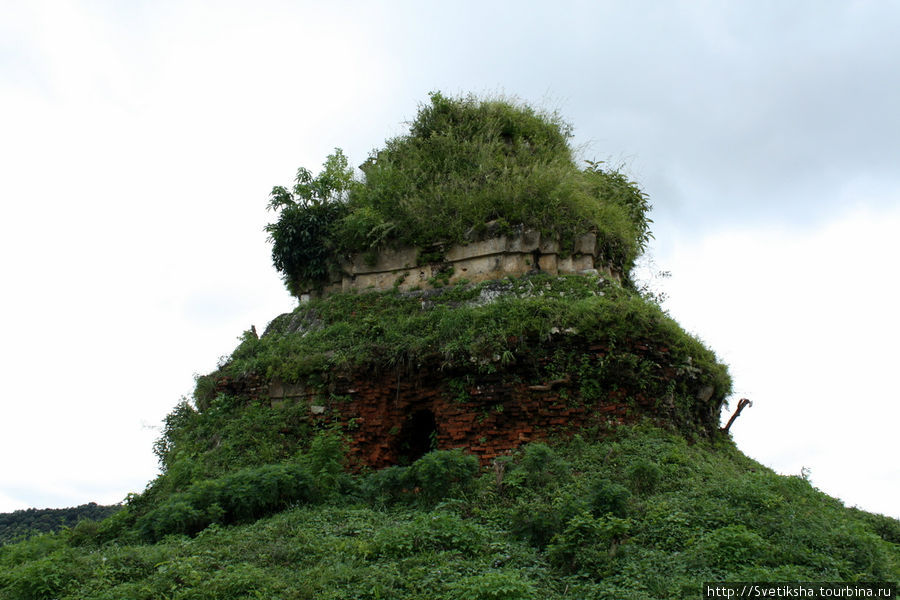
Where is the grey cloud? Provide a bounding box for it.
[366,1,900,231]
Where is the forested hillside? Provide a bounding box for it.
[0,503,119,545]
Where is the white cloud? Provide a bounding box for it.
[659,205,900,518]
[2,1,899,520]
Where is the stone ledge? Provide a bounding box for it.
[301,227,621,301]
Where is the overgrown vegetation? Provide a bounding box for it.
[213,274,729,433]
[132,275,730,519]
[5,93,895,600]
[266,93,652,294]
[2,428,897,599]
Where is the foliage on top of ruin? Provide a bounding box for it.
[266,93,653,295]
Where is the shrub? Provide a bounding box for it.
[216,463,313,521]
[408,448,479,504]
[192,374,217,411]
[687,525,768,571]
[267,200,348,295]
[142,500,207,540]
[509,491,586,549]
[372,511,486,558]
[510,498,564,549]
[509,443,570,490]
[299,430,350,499]
[828,523,893,578]
[449,570,538,600]
[546,511,631,575]
[589,479,632,518]
[136,462,314,541]
[854,509,900,544]
[152,400,198,471]
[93,506,138,544]
[67,518,100,547]
[626,459,661,495]
[360,465,413,505]
[0,553,73,600]
[265,149,354,294]
[193,563,276,599]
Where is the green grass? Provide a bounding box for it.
[267,93,653,293]
[2,427,897,599]
[223,273,728,397]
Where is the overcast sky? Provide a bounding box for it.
[1,1,897,519]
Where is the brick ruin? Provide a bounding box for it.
[218,337,718,469]
[215,228,722,468]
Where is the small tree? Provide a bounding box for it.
[265,149,355,294]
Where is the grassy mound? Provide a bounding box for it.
[2,427,897,599]
[159,274,730,488]
[219,273,727,390]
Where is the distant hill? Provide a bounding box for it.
[0,502,120,545]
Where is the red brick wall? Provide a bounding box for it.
[215,348,689,469]
[322,370,637,468]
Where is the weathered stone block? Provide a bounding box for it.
[573,254,594,271]
[445,236,508,261]
[539,235,560,255]
[537,253,558,273]
[557,255,576,273]
[574,232,597,256]
[350,246,418,274]
[302,229,620,299]
[500,253,532,275]
[283,383,306,398]
[506,229,540,253]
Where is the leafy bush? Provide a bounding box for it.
[147,393,315,499]
[505,443,570,491]
[2,427,898,599]
[361,465,413,506]
[143,500,207,539]
[191,563,278,599]
[360,450,479,507]
[192,374,217,411]
[0,553,73,600]
[449,570,538,600]
[265,149,354,294]
[589,479,632,518]
[509,497,563,549]
[372,511,486,558]
[509,491,588,550]
[546,511,630,575]
[136,462,314,541]
[626,459,662,495]
[408,448,479,505]
[298,430,350,499]
[686,525,768,571]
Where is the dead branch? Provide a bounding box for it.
[721,398,752,434]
